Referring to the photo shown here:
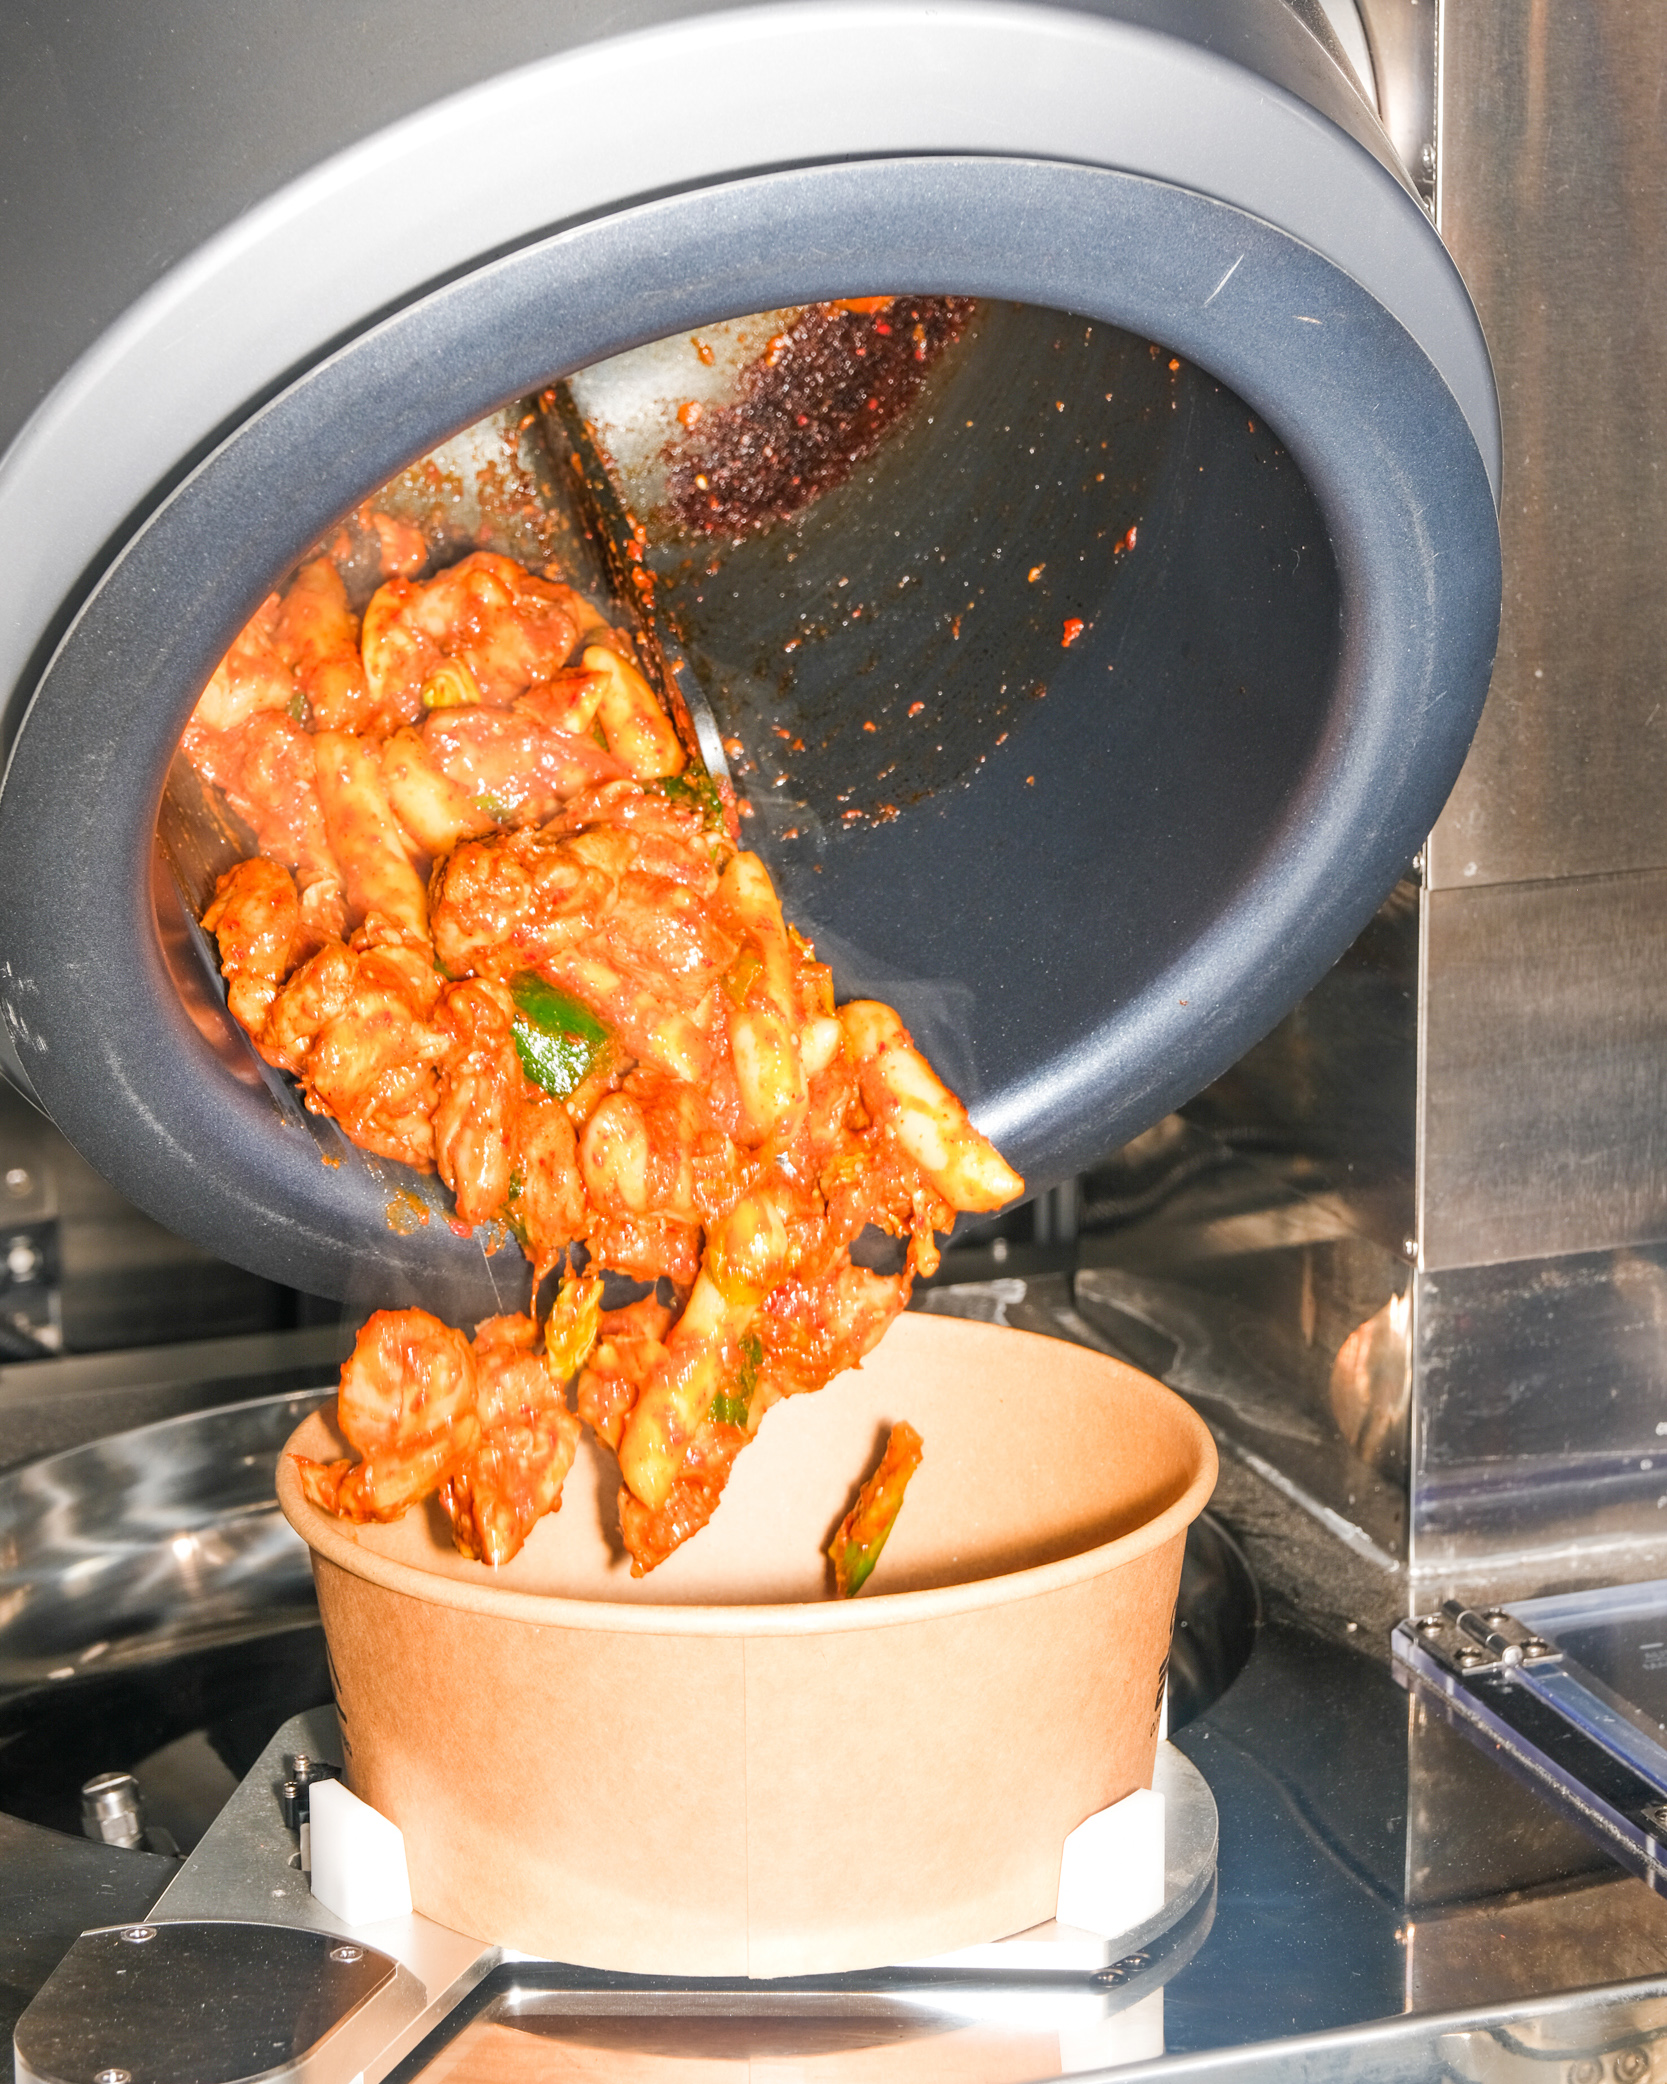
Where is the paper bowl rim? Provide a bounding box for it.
[276,1319,1218,1636]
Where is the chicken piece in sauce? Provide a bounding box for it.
[297,1308,478,1522]
[441,1311,583,1568]
[193,534,1021,1575]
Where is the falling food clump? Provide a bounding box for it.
[186,333,1024,1585]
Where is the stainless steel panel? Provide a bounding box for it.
[1403,1683,1614,1913]
[1427,2,1667,890]
[1074,1154,1412,1561]
[1411,1241,1667,1588]
[1420,872,1667,1271]
[1406,1877,1667,2018]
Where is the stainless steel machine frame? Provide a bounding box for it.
[1081,2,1667,1612]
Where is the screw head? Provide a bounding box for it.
[94,2070,131,2084]
[119,1926,156,1944]
[330,1944,364,1964]
[1615,2050,1650,2083]
[1455,1646,1488,1670]
[1415,1615,1444,1636]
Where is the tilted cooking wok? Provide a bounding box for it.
[0,0,1500,1316]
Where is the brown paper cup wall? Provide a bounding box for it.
[277,1313,1217,1975]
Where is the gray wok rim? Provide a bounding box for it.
[0,153,1501,1310]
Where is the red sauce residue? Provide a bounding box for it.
[1061,618,1085,647]
[386,1190,431,1235]
[665,298,973,538]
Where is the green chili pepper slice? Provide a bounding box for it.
[649,771,727,832]
[709,1333,763,1429]
[509,971,611,1099]
[829,1421,925,1597]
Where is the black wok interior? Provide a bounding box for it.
[154,298,1337,1283]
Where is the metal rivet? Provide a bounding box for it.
[119,1927,156,1945]
[1615,2050,1650,2083]
[94,2070,131,2084]
[330,1944,364,1964]
[4,1167,31,1194]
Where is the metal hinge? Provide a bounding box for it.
[1403,1600,1560,1676]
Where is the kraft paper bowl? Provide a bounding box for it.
[277,1311,1217,1976]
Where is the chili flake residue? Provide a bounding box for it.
[664,298,974,539]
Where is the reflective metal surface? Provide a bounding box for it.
[148,1708,499,2080]
[1070,1163,1411,1564]
[1428,2,1667,893]
[0,1389,337,1860]
[14,1340,1667,2077]
[0,1326,344,1481]
[0,1391,330,1699]
[1412,1243,1667,1590]
[1421,871,1667,1273]
[14,1921,396,2084]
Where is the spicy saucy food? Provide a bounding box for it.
[187,516,1021,1575]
